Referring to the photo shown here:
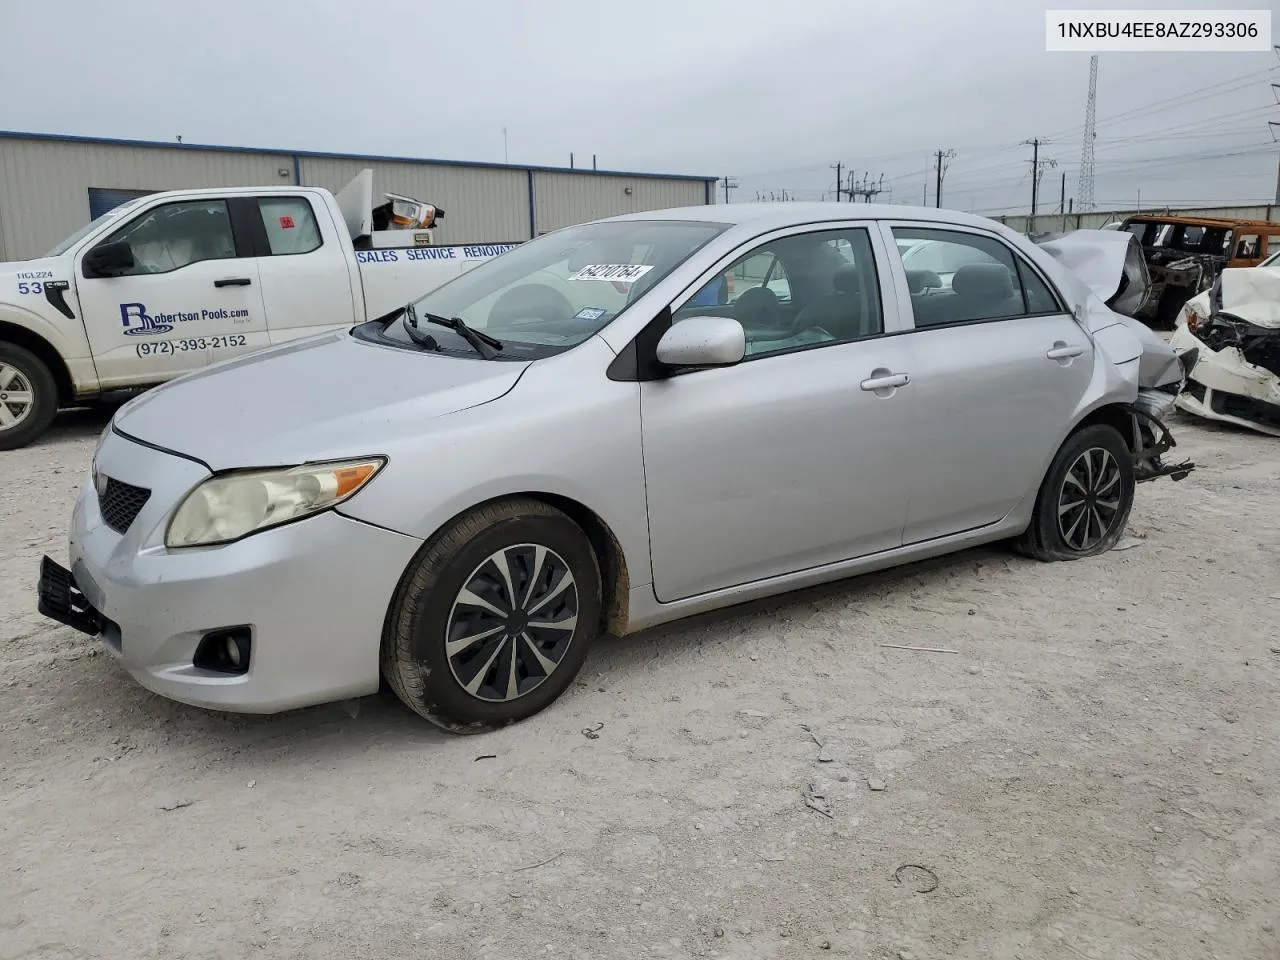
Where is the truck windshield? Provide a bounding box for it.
[43,199,147,257]
[385,219,728,358]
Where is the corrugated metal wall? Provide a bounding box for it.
[297,157,530,244]
[0,139,292,260]
[532,172,710,234]
[999,204,1280,233]
[0,135,714,261]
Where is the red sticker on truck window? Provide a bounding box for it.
[279,215,296,229]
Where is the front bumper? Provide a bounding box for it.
[39,429,423,714]
[1169,325,1280,438]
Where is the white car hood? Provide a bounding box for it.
[112,331,529,471]
[1181,266,1280,330]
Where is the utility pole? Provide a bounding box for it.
[831,162,843,202]
[1024,138,1057,231]
[720,176,739,204]
[933,148,956,208]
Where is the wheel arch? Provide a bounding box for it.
[0,320,76,405]
[385,491,633,640]
[1068,400,1143,453]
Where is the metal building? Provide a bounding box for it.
[0,131,718,261]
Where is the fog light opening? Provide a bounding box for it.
[194,627,252,675]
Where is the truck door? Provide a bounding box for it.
[74,198,268,388]
[240,194,360,345]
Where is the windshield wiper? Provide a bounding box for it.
[418,309,504,360]
[399,302,442,352]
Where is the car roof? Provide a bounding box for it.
[1122,214,1276,230]
[600,201,1018,235]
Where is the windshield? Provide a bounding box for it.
[43,198,148,257]
[383,218,728,358]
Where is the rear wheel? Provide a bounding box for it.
[1015,424,1135,562]
[381,498,602,733]
[0,343,58,451]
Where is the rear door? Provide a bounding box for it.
[883,223,1094,544]
[73,197,267,388]
[236,194,361,345]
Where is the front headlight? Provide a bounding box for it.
[165,457,386,548]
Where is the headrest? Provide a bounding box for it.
[906,269,942,294]
[831,262,862,294]
[952,263,1014,298]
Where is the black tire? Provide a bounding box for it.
[1014,424,1136,563]
[381,498,602,733]
[0,342,59,451]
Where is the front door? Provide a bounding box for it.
[639,224,916,603]
[74,197,267,388]
[884,224,1095,543]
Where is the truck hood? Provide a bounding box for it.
[112,331,529,471]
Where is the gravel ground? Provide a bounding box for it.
[2,405,1279,960]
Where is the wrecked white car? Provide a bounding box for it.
[1170,267,1280,437]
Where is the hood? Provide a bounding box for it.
[112,331,529,470]
[1182,266,1280,331]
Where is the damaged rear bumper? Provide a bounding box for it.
[1128,392,1195,482]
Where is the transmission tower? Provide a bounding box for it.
[1077,55,1098,213]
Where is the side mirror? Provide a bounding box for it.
[83,240,135,278]
[655,315,746,368]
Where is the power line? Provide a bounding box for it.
[720,176,739,204]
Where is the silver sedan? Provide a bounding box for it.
[38,204,1196,732]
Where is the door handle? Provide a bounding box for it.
[1046,343,1084,360]
[859,371,910,392]
[214,277,252,288]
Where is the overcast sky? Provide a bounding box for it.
[2,0,1277,217]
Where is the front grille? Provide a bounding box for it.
[1211,389,1280,429]
[99,477,151,534]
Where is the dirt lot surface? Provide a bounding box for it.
[2,406,1278,960]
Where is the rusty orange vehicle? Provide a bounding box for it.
[1116,214,1280,328]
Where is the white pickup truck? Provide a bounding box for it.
[0,170,521,449]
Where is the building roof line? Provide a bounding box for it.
[0,129,719,183]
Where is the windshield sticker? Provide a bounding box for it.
[279,215,296,229]
[569,264,655,283]
[573,307,608,322]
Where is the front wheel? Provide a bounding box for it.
[0,343,58,451]
[381,498,602,733]
[1014,424,1136,562]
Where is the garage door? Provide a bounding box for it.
[88,187,155,220]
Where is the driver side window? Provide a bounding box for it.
[676,227,883,359]
[95,200,237,276]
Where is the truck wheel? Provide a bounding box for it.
[0,343,58,451]
[381,498,602,734]
[1014,424,1135,563]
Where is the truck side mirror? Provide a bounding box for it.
[83,241,135,278]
